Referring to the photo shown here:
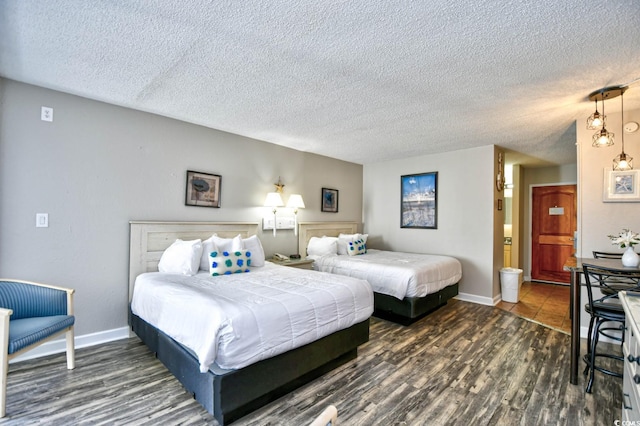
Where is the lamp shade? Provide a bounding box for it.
[264,192,284,208]
[286,194,305,209]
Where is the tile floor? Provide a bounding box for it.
[496,281,571,334]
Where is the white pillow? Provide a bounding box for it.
[242,235,265,267]
[307,236,338,257]
[212,234,242,253]
[200,235,219,271]
[158,239,203,276]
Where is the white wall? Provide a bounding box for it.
[363,145,499,304]
[0,79,363,339]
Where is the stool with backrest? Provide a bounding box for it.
[0,279,75,416]
[582,264,640,393]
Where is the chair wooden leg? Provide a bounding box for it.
[0,352,7,418]
[66,327,75,370]
[0,311,11,417]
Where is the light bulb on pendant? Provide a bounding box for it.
[586,99,605,130]
[591,92,614,147]
[593,128,614,147]
[613,90,633,171]
[613,152,633,171]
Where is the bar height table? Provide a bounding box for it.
[563,256,640,385]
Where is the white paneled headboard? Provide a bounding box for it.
[128,221,259,302]
[298,222,359,257]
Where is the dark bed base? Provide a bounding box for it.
[373,282,459,325]
[130,313,369,425]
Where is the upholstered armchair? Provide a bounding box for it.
[0,279,75,417]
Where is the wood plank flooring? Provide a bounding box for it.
[0,300,622,425]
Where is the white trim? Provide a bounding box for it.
[9,327,130,363]
[455,292,497,306]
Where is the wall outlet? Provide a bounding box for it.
[41,106,53,122]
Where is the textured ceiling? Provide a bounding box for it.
[1,0,640,166]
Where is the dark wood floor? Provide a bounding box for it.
[0,299,622,425]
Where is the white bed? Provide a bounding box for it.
[298,222,462,323]
[131,264,373,372]
[310,249,461,300]
[128,221,373,425]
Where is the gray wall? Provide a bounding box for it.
[363,145,499,304]
[0,79,363,337]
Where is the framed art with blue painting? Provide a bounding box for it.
[603,168,640,202]
[321,188,339,212]
[185,170,221,208]
[401,172,437,229]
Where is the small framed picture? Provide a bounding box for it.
[185,170,221,208]
[321,188,339,212]
[603,168,640,202]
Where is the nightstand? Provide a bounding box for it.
[270,258,315,270]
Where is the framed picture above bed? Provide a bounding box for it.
[185,170,221,208]
[401,172,438,229]
[321,188,339,212]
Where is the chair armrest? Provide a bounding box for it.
[0,309,12,319]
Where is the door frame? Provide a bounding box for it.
[527,181,577,283]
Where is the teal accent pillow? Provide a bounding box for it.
[209,249,252,276]
[347,239,367,256]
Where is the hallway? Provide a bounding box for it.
[496,281,571,334]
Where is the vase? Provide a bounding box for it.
[622,246,640,268]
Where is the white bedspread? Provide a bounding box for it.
[310,249,462,300]
[130,263,373,372]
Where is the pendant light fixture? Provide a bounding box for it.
[588,86,624,148]
[586,99,605,130]
[613,89,633,171]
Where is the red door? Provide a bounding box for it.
[531,185,577,284]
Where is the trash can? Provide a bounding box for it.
[500,267,523,303]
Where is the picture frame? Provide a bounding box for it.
[603,168,640,202]
[185,170,221,208]
[401,172,438,229]
[321,188,339,213]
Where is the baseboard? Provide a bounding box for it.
[10,326,130,363]
[455,292,497,306]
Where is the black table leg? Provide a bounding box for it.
[570,269,580,385]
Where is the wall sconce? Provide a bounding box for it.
[286,194,305,236]
[264,177,284,237]
[496,152,505,192]
[264,192,284,237]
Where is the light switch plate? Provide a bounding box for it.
[36,213,48,227]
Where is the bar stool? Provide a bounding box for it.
[582,263,640,393]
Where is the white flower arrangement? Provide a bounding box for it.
[608,229,640,248]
